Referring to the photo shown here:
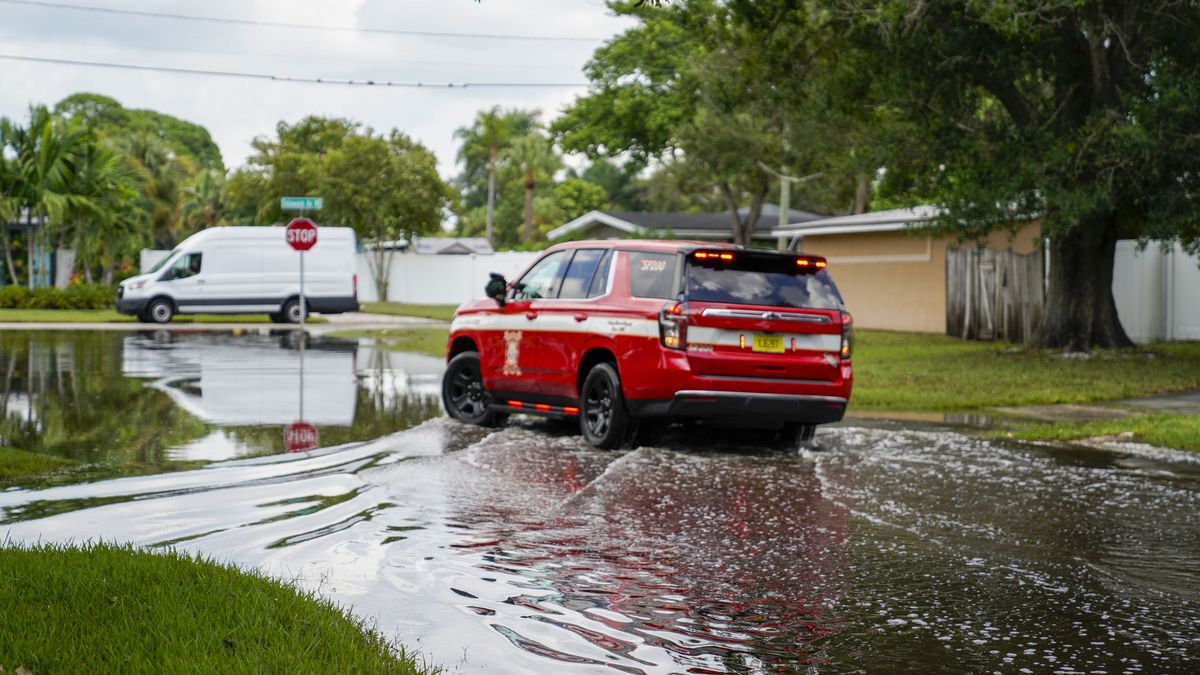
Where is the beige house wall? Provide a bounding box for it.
[798,220,1042,333]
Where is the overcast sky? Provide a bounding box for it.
[0,0,635,177]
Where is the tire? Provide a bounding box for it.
[146,298,174,324]
[268,312,286,324]
[579,362,631,450]
[780,422,817,450]
[281,298,306,324]
[442,351,504,427]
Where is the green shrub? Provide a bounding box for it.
[0,286,30,309]
[0,284,114,310]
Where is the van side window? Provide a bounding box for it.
[165,253,203,280]
[558,249,605,300]
[512,251,569,300]
[586,249,613,298]
[628,252,679,299]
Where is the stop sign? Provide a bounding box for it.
[284,422,319,453]
[285,218,318,251]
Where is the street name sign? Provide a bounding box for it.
[280,196,324,211]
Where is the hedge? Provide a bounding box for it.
[0,284,115,310]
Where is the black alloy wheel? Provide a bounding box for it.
[580,363,630,449]
[442,351,503,427]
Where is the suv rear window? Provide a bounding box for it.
[686,255,843,310]
[628,252,680,299]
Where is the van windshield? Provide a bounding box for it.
[686,255,843,310]
[146,249,180,275]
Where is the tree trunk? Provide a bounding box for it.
[26,209,35,289]
[485,147,497,247]
[101,264,114,285]
[852,174,870,214]
[1030,213,1133,351]
[0,226,16,286]
[522,170,535,244]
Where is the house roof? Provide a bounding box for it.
[410,237,494,255]
[548,204,825,241]
[771,205,941,238]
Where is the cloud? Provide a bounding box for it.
[0,0,634,176]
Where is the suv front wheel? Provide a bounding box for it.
[580,363,630,449]
[443,351,504,427]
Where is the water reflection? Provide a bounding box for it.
[0,331,442,482]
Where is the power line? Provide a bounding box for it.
[0,0,607,42]
[0,53,591,88]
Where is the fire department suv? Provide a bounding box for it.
[441,240,854,449]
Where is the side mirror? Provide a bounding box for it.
[486,273,507,307]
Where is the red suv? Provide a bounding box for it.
[441,240,853,449]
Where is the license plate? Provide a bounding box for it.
[752,334,784,354]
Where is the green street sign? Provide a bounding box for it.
[280,197,324,211]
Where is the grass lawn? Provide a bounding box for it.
[0,309,325,323]
[0,447,77,483]
[327,327,449,358]
[360,302,457,322]
[992,414,1200,452]
[850,330,1200,411]
[0,542,433,674]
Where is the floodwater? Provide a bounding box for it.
[2,332,1199,673]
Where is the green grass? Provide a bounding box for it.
[0,309,325,323]
[0,447,78,483]
[360,302,457,322]
[327,327,449,358]
[851,330,1200,411]
[991,414,1200,452]
[0,542,435,674]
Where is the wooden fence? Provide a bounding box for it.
[946,247,1045,343]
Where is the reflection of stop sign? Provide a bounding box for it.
[285,422,319,453]
[285,218,318,251]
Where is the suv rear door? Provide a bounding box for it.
[682,250,846,383]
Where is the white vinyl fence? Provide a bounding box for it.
[1113,242,1200,343]
[355,252,540,304]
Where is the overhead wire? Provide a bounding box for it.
[0,53,591,88]
[0,0,607,42]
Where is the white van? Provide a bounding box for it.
[116,226,359,323]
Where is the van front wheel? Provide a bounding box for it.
[147,298,174,324]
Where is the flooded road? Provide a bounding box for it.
[2,332,1199,673]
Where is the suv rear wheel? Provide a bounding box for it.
[780,422,817,450]
[580,363,630,449]
[443,351,505,427]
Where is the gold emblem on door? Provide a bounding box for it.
[502,331,523,375]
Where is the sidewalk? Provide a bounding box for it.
[992,389,1200,422]
[0,312,448,333]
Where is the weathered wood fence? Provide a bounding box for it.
[946,247,1045,343]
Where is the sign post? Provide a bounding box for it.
[284,216,319,330]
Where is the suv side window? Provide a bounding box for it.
[512,250,569,300]
[628,251,679,299]
[586,249,613,298]
[558,249,606,300]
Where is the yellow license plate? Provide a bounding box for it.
[752,334,784,354]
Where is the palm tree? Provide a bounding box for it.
[181,168,226,232]
[10,106,81,287]
[0,117,22,285]
[62,138,139,283]
[454,108,539,246]
[504,134,562,244]
[121,133,194,249]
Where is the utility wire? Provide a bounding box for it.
[0,53,591,88]
[0,0,607,42]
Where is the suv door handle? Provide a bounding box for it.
[525,311,538,320]
[573,313,588,322]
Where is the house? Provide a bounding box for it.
[367,236,495,255]
[2,209,70,288]
[773,206,1042,335]
[548,204,824,244]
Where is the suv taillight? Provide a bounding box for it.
[840,312,854,360]
[659,302,687,350]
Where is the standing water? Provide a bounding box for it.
[1,331,1198,673]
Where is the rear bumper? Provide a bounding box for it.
[627,390,847,424]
